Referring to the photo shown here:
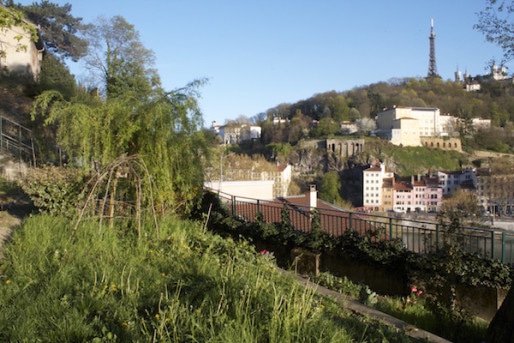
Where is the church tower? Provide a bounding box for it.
[427,19,441,79]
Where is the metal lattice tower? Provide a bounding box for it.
[427,18,440,79]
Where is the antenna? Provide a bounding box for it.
[427,18,441,79]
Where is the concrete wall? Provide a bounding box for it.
[0,15,43,78]
[204,180,275,200]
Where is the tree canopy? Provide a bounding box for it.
[11,0,88,61]
[475,0,514,63]
[83,15,160,99]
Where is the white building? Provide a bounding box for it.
[375,106,459,147]
[217,124,261,144]
[204,180,275,200]
[0,6,44,78]
[363,162,393,210]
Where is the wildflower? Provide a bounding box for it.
[259,249,270,255]
[5,279,11,285]
[417,290,423,296]
[411,286,418,293]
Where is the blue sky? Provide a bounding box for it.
[19,1,506,127]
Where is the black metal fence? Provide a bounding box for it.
[214,190,514,265]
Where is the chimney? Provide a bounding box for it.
[309,184,317,209]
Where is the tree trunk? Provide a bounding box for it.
[486,283,514,342]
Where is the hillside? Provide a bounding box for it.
[0,81,34,126]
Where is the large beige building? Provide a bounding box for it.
[375,107,456,146]
[0,6,44,78]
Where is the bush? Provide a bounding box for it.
[18,165,87,216]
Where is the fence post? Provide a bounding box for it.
[389,217,393,240]
[435,223,440,252]
[257,200,261,219]
[231,195,236,216]
[491,231,495,260]
[18,125,22,164]
[349,212,353,231]
[501,231,506,264]
[0,117,3,152]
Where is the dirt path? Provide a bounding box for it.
[471,150,514,159]
[0,212,21,259]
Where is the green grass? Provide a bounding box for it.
[365,140,468,176]
[0,214,415,342]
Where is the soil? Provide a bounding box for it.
[0,212,20,258]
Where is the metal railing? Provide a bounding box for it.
[213,190,514,265]
[0,115,35,166]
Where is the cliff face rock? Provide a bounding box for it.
[289,145,326,175]
[289,139,369,175]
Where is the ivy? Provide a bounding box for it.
[201,194,512,292]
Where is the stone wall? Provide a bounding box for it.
[421,137,462,152]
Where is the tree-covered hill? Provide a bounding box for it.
[263,77,514,126]
[256,78,514,155]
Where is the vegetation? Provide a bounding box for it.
[314,273,490,343]
[26,14,209,216]
[0,5,38,56]
[474,2,514,341]
[2,0,514,341]
[0,214,414,342]
[10,0,88,61]
[255,79,514,148]
[364,140,467,176]
[202,193,513,341]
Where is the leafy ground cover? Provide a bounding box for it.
[0,214,416,342]
[314,272,489,343]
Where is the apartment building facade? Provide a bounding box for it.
[363,163,443,213]
[435,168,476,195]
[475,168,514,216]
[362,163,394,211]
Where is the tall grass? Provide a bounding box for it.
[0,214,413,342]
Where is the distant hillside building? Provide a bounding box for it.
[362,162,444,213]
[362,162,394,211]
[326,138,364,158]
[475,168,514,216]
[435,168,476,195]
[211,121,262,144]
[375,106,456,146]
[204,180,275,200]
[0,6,44,78]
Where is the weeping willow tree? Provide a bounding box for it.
[31,80,208,216]
[30,15,209,217]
